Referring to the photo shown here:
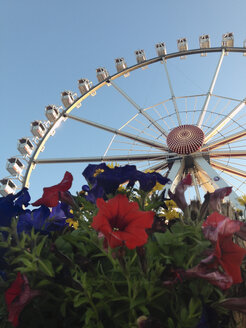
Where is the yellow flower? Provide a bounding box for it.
[66,218,79,230]
[93,169,104,177]
[158,209,179,220]
[165,200,177,208]
[117,184,127,192]
[152,181,165,192]
[107,162,119,169]
[238,195,246,207]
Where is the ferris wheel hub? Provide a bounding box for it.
[167,125,204,155]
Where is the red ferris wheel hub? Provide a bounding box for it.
[167,125,204,155]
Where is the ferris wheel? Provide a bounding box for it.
[1,33,246,210]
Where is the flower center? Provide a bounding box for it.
[110,216,127,231]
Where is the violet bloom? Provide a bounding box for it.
[209,187,232,212]
[0,188,30,229]
[17,203,69,234]
[168,174,192,211]
[82,164,169,203]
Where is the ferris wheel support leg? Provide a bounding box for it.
[191,171,201,202]
[165,159,185,194]
[194,156,244,211]
[197,49,225,128]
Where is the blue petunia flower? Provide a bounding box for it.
[17,203,69,235]
[82,164,170,203]
[0,188,30,228]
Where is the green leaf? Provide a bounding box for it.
[35,235,48,257]
[85,308,94,325]
[11,256,34,269]
[188,297,201,316]
[38,259,54,277]
[167,317,175,328]
[92,292,104,299]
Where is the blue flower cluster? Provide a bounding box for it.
[82,163,170,203]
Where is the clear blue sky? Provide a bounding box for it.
[1,0,246,201]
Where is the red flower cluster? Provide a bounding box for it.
[91,194,154,249]
[32,171,73,207]
[5,273,40,327]
[202,212,246,284]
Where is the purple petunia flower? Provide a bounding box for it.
[82,164,169,203]
[17,203,70,234]
[0,188,30,229]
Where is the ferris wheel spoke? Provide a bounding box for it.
[34,153,174,164]
[65,113,168,150]
[144,160,169,172]
[204,99,246,143]
[210,160,246,178]
[197,50,225,128]
[209,150,246,158]
[163,60,181,125]
[110,80,169,137]
[201,130,246,151]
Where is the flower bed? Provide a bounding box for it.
[0,164,246,328]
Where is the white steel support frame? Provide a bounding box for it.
[163,59,181,125]
[197,49,225,128]
[165,159,185,193]
[191,171,201,202]
[202,130,246,151]
[110,80,169,137]
[65,113,168,150]
[204,99,246,143]
[34,153,175,164]
[194,156,243,210]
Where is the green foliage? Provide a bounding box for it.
[0,190,232,328]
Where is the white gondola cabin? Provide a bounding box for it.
[177,38,188,59]
[199,34,210,57]
[6,157,25,176]
[243,40,246,56]
[45,105,60,122]
[222,32,234,47]
[135,50,147,64]
[61,91,76,108]
[155,42,167,57]
[78,78,96,96]
[0,179,17,196]
[115,58,129,77]
[17,138,34,156]
[96,68,109,83]
[31,121,46,138]
[199,34,210,49]
[115,58,127,72]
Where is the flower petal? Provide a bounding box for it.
[32,172,73,207]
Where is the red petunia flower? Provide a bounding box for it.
[5,272,40,327]
[32,171,73,207]
[91,194,154,249]
[202,212,246,284]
